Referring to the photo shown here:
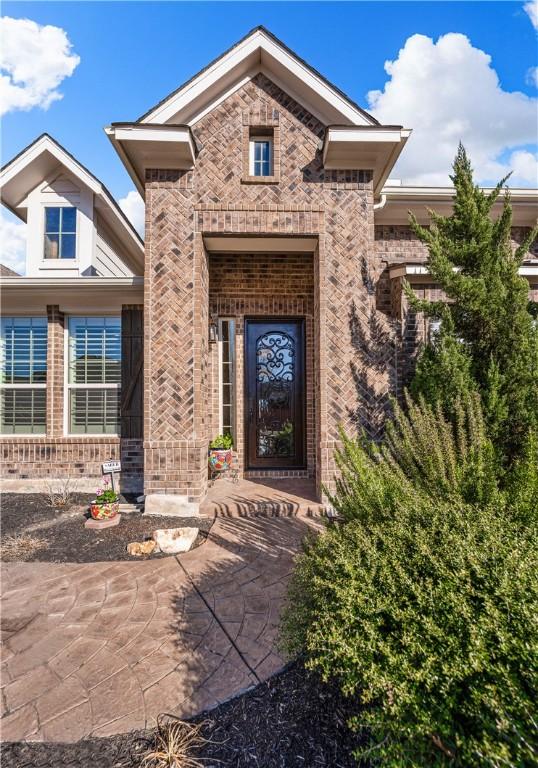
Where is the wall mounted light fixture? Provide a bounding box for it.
[209,320,218,344]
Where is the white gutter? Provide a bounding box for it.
[380,185,538,201]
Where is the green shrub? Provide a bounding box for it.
[282,396,537,766]
[330,393,502,523]
[504,429,538,523]
[407,144,538,467]
[282,498,538,766]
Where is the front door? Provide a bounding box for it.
[245,318,305,469]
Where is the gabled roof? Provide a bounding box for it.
[1,134,144,269]
[138,26,379,127]
[0,263,19,276]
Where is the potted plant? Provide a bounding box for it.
[90,478,120,520]
[208,434,233,472]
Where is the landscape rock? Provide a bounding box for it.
[126,540,156,556]
[152,527,199,554]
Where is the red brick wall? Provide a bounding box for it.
[0,306,143,493]
[144,73,382,501]
[209,252,315,477]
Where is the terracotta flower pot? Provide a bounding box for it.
[208,448,233,472]
[90,500,119,520]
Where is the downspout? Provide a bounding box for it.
[373,193,387,210]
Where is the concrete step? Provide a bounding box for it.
[118,503,144,514]
[207,499,325,518]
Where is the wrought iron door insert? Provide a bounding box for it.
[245,319,305,469]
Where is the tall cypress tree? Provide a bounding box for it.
[407,144,538,466]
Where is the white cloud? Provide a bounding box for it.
[367,33,538,186]
[527,66,538,87]
[507,149,538,185]
[0,210,26,274]
[524,0,538,30]
[0,16,80,116]
[119,190,145,237]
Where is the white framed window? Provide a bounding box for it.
[44,206,77,259]
[0,317,47,434]
[67,316,121,434]
[249,137,273,177]
[218,319,235,440]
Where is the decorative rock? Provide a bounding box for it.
[84,514,121,530]
[152,527,199,554]
[126,540,156,556]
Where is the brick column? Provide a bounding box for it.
[143,171,209,514]
[46,305,65,438]
[318,177,383,496]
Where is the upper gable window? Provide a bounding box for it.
[44,206,77,259]
[250,137,273,177]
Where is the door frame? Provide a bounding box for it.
[244,316,307,471]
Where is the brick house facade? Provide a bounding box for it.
[1,28,537,510]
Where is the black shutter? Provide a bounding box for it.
[121,307,143,438]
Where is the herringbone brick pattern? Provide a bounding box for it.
[209,252,315,477]
[144,73,395,501]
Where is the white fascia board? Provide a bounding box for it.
[143,29,373,127]
[322,127,411,195]
[113,125,192,145]
[94,190,145,259]
[389,264,538,279]
[389,264,429,278]
[188,71,256,126]
[105,125,195,196]
[0,277,144,313]
[325,128,406,146]
[0,276,144,289]
[381,185,538,201]
[373,130,412,196]
[1,136,100,196]
[258,34,373,126]
[1,136,144,268]
[104,126,145,195]
[144,33,263,124]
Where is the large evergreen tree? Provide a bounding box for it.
[407,145,538,466]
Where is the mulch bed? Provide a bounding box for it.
[1,662,368,767]
[1,493,95,537]
[0,494,212,563]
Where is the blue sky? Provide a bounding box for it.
[1,1,537,271]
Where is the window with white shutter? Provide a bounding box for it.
[0,317,47,434]
[68,317,121,434]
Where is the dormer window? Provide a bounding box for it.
[250,136,273,177]
[44,206,77,259]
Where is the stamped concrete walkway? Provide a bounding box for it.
[0,511,321,742]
